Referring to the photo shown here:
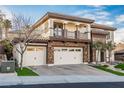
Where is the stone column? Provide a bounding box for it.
[83,45,88,63]
[47,42,54,64]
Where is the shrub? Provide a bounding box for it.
[114,63,124,69]
[102,65,109,68]
[0,39,13,60]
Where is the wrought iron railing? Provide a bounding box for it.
[53,29,88,39]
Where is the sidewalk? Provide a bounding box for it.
[1,75,124,86]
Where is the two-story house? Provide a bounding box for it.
[13,12,116,66]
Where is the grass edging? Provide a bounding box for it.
[92,66,124,76]
[16,67,39,76]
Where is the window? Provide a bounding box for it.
[62,49,67,51]
[107,32,111,39]
[75,49,81,52]
[54,49,60,51]
[69,49,74,51]
[54,22,63,29]
[36,48,43,51]
[27,48,35,51]
[54,22,63,37]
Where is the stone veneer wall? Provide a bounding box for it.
[47,41,90,64]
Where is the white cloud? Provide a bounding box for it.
[73,9,110,21]
[96,11,110,17]
[116,15,124,23]
[114,28,124,43]
[96,20,114,26]
[82,13,96,19]
[91,5,102,8]
[73,10,89,16]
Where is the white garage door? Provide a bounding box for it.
[23,46,46,66]
[54,47,83,65]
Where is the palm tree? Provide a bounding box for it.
[92,41,103,64]
[105,41,115,64]
[3,19,12,38]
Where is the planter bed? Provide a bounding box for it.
[93,65,124,76]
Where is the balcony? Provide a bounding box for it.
[52,29,89,40]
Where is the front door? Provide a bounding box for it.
[101,51,104,62]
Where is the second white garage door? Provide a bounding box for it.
[23,46,46,66]
[54,47,83,65]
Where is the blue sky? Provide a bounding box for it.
[0,5,124,42]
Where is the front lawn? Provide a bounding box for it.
[93,65,124,76]
[16,67,39,76]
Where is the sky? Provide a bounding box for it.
[0,5,124,43]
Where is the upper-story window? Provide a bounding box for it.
[54,22,63,36]
[106,32,111,40]
[54,22,63,30]
[79,25,87,33]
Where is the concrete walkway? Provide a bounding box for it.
[1,75,124,86]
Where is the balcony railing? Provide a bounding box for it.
[66,30,75,39]
[53,29,88,40]
[53,29,63,38]
[78,32,88,40]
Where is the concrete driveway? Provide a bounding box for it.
[30,64,113,76]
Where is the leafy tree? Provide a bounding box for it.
[3,19,12,38]
[0,39,13,60]
[92,41,103,64]
[105,41,115,64]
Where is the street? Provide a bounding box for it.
[1,82,124,88]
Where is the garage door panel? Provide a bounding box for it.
[54,47,83,65]
[23,46,46,66]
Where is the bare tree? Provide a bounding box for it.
[12,14,42,69]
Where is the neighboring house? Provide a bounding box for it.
[13,12,116,66]
[0,11,6,41]
[114,43,124,61]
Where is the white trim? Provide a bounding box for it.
[48,64,54,66]
[28,43,47,46]
[83,62,88,64]
[87,24,91,39]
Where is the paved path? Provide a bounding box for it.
[30,64,114,76]
[1,75,124,86]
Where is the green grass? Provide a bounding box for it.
[114,63,124,70]
[16,67,39,76]
[93,65,124,76]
